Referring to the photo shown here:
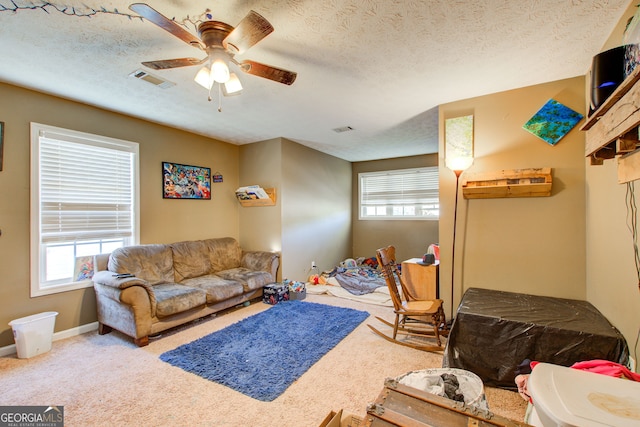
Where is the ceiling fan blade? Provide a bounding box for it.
[223,11,274,55]
[142,57,206,70]
[129,3,204,49]
[238,60,297,85]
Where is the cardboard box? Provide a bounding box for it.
[318,410,363,427]
[262,283,289,305]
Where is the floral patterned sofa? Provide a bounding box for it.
[92,237,279,346]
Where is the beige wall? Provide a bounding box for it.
[439,76,587,318]
[585,2,640,365]
[240,138,352,281]
[238,138,283,258]
[0,83,240,347]
[280,139,352,280]
[352,155,439,264]
[586,160,640,364]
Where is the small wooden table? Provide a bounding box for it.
[401,258,439,299]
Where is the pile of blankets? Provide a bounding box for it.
[325,258,386,295]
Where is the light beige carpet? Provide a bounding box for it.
[0,294,527,426]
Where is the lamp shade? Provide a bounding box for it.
[223,73,243,96]
[445,156,474,172]
[194,66,214,89]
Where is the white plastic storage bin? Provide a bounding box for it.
[9,311,58,358]
[528,362,640,427]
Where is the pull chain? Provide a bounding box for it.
[205,82,223,112]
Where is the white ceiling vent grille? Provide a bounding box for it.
[129,69,175,89]
[333,126,354,133]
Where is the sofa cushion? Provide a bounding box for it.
[215,267,273,292]
[108,244,174,285]
[171,240,212,282]
[181,274,245,303]
[153,283,207,318]
[204,237,242,273]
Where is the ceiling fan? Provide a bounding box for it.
[129,3,296,107]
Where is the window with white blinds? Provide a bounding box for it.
[30,123,139,296]
[359,167,439,220]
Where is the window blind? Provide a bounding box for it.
[39,132,135,244]
[359,167,439,219]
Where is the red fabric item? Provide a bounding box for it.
[428,244,440,261]
[570,359,640,381]
[530,359,640,381]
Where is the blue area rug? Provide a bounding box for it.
[160,300,369,401]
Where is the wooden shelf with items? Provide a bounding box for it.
[581,65,640,183]
[461,168,552,199]
[236,187,276,207]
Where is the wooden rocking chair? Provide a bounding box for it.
[368,245,448,352]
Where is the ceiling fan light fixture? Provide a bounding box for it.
[194,66,214,89]
[223,73,243,96]
[133,4,297,108]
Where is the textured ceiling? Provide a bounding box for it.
[0,0,631,161]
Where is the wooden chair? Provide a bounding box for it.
[368,245,448,352]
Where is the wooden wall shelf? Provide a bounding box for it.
[581,65,640,183]
[237,187,276,207]
[461,168,552,199]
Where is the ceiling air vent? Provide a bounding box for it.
[129,69,175,89]
[333,126,354,133]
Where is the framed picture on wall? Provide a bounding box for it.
[522,99,583,145]
[445,114,474,162]
[162,161,211,199]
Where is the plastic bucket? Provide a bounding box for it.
[9,311,58,358]
[397,368,489,411]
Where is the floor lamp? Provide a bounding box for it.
[446,157,473,319]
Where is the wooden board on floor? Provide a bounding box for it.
[363,379,532,427]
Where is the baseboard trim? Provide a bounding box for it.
[0,321,99,357]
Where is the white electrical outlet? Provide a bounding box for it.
[311,261,316,269]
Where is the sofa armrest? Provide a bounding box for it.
[94,253,110,273]
[93,270,149,290]
[92,270,157,315]
[241,251,280,279]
